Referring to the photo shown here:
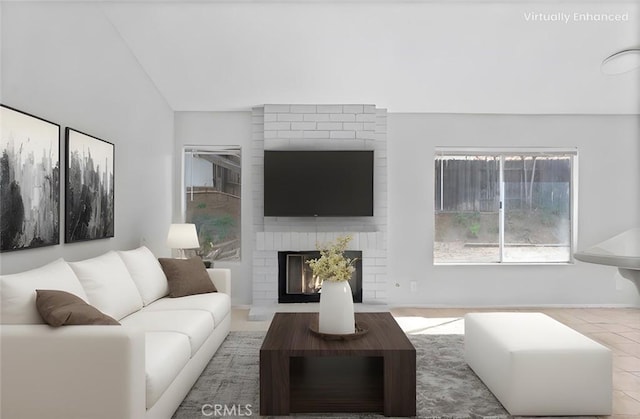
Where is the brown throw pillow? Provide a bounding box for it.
[36,289,120,326]
[158,257,217,298]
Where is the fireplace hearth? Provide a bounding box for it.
[278,251,363,303]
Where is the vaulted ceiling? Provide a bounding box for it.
[101,1,639,113]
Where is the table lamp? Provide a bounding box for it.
[166,223,200,259]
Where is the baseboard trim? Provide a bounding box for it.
[386,303,639,309]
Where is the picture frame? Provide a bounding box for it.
[65,128,115,243]
[0,104,61,252]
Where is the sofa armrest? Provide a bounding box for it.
[207,268,231,296]
[1,325,146,419]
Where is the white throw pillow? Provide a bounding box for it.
[0,259,88,324]
[69,251,143,320]
[118,246,168,305]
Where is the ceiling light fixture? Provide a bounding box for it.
[601,48,640,75]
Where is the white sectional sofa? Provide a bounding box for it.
[0,246,231,419]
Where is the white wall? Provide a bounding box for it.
[388,114,640,307]
[177,111,640,307]
[174,112,253,305]
[0,2,174,274]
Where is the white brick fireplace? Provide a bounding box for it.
[252,104,388,307]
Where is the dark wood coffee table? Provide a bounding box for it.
[260,312,416,416]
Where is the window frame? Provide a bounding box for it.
[434,147,578,266]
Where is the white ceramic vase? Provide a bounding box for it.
[318,280,355,334]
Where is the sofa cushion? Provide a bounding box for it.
[118,246,168,305]
[69,251,143,320]
[144,332,191,409]
[142,293,230,328]
[0,259,89,324]
[158,257,217,297]
[36,289,120,326]
[120,310,213,355]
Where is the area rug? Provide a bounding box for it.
[173,331,512,418]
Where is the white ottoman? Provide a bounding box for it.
[464,312,612,416]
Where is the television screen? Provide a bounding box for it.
[264,150,374,217]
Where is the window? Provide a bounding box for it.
[183,146,241,261]
[434,148,577,264]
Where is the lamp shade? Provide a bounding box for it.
[166,224,200,249]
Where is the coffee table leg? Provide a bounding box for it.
[260,351,290,415]
[383,351,416,417]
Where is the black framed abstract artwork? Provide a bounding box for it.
[0,104,61,252]
[65,128,114,243]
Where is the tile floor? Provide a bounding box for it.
[231,306,640,418]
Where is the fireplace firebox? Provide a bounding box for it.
[278,251,363,303]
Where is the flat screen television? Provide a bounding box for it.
[264,150,374,217]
